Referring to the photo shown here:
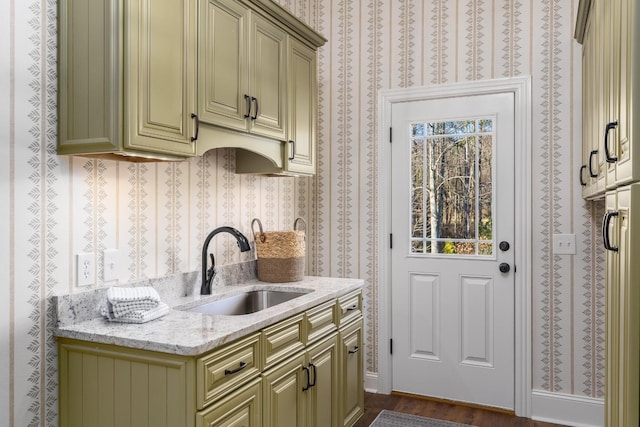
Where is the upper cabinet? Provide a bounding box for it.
[58,0,326,173]
[58,0,199,161]
[576,0,640,198]
[198,0,287,140]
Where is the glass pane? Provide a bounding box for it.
[408,117,494,256]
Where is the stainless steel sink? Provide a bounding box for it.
[184,290,311,316]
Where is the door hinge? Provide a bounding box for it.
[389,233,393,249]
[389,338,393,355]
[389,127,392,143]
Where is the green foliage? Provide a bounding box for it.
[443,241,455,254]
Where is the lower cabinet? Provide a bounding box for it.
[197,377,262,427]
[262,333,339,427]
[58,291,363,427]
[339,319,364,427]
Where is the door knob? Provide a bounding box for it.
[499,263,510,273]
[499,241,510,251]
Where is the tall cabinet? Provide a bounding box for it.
[576,1,640,425]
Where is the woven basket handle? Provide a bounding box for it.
[293,218,306,232]
[251,218,266,243]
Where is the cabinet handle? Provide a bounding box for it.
[190,113,200,142]
[288,140,296,160]
[308,363,317,387]
[602,211,619,252]
[588,150,598,178]
[346,304,358,311]
[244,95,251,118]
[224,361,247,376]
[251,97,259,120]
[604,121,619,163]
[348,346,359,354]
[302,365,311,391]
[579,165,587,186]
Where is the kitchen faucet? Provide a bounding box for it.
[201,227,251,295]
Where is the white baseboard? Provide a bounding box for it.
[365,371,379,393]
[531,390,603,427]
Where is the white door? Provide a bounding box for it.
[390,92,515,410]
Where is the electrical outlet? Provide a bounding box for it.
[553,234,576,255]
[76,253,95,287]
[103,249,119,282]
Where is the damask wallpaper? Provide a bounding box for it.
[1,0,604,425]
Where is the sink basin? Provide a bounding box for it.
[184,290,311,316]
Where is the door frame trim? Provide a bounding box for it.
[377,76,532,417]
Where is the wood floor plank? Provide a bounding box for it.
[354,392,570,427]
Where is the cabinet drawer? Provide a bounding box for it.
[337,291,362,328]
[305,299,337,345]
[262,313,305,370]
[197,332,261,410]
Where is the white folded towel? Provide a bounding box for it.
[101,286,167,322]
[103,302,170,324]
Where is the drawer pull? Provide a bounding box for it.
[224,361,248,376]
[348,346,359,354]
[346,304,358,311]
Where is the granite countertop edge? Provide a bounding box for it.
[53,276,364,357]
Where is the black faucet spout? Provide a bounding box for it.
[201,227,251,295]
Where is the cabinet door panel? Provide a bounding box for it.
[199,0,249,131]
[197,378,262,427]
[249,14,287,140]
[262,352,306,427]
[340,320,364,427]
[286,39,316,175]
[307,333,339,427]
[126,0,197,155]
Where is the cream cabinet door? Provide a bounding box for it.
[249,14,288,140]
[198,0,249,132]
[197,378,262,427]
[339,319,364,427]
[604,184,640,427]
[262,352,306,427]
[306,333,339,427]
[125,0,198,156]
[285,39,317,175]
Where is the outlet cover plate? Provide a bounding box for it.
[76,253,95,287]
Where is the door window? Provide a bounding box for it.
[410,118,494,256]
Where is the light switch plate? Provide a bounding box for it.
[103,249,119,282]
[553,234,576,255]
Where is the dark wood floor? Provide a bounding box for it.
[354,392,570,427]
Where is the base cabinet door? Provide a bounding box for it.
[197,378,262,427]
[604,184,640,427]
[262,352,306,427]
[306,333,339,427]
[339,319,364,427]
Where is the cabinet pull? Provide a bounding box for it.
[308,363,317,387]
[604,121,619,163]
[224,361,248,376]
[348,345,359,354]
[251,97,259,120]
[288,140,296,160]
[346,304,358,312]
[302,365,311,391]
[579,165,587,186]
[588,150,598,178]
[190,113,200,142]
[244,95,251,118]
[602,211,619,252]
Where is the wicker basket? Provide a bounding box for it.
[251,218,306,282]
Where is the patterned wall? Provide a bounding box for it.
[0,0,605,426]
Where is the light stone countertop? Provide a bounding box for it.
[53,273,364,357]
